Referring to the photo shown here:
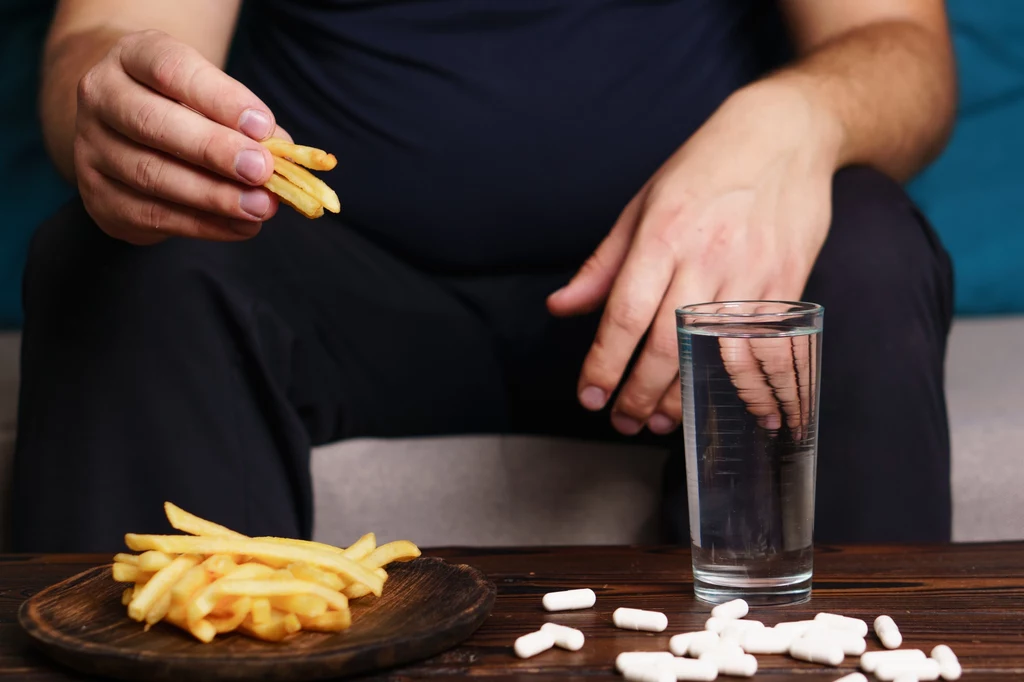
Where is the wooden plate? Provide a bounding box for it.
[19,557,495,682]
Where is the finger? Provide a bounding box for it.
[547,187,647,317]
[612,269,714,434]
[84,66,274,186]
[85,170,262,243]
[87,121,278,222]
[576,206,677,412]
[648,378,682,435]
[747,335,803,434]
[117,30,277,141]
[718,336,782,431]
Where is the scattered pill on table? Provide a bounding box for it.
[931,644,962,680]
[814,613,870,638]
[716,653,759,677]
[711,598,749,620]
[790,637,845,666]
[833,673,869,682]
[615,651,675,673]
[874,615,903,649]
[686,631,723,657]
[613,607,668,632]
[800,630,867,656]
[875,658,941,681]
[741,627,796,654]
[669,631,703,656]
[514,630,555,659]
[720,619,764,643]
[860,649,927,673]
[697,642,746,665]
[705,616,731,634]
[772,620,817,638]
[539,622,584,651]
[620,665,676,682]
[542,588,596,612]
[662,657,719,682]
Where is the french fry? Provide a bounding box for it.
[112,562,141,583]
[288,562,344,591]
[128,555,199,622]
[283,612,302,634]
[164,502,247,539]
[146,591,172,625]
[262,138,337,171]
[222,563,276,581]
[114,553,139,566]
[125,535,384,596]
[138,551,173,573]
[167,610,217,643]
[208,596,252,634]
[251,597,272,625]
[202,553,239,578]
[264,174,324,219]
[272,157,340,213]
[254,536,351,556]
[171,564,211,603]
[270,594,328,618]
[342,532,377,561]
[298,610,351,632]
[122,587,135,606]
[240,616,290,642]
[215,579,348,612]
[363,540,421,568]
[343,568,387,600]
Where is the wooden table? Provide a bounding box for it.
[3,544,1024,681]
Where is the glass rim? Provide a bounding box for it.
[675,300,823,318]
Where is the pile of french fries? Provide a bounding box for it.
[261,138,340,219]
[112,502,420,643]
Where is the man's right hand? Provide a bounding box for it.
[74,30,282,245]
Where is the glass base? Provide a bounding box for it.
[693,572,812,606]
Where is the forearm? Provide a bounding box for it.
[40,27,128,182]
[761,20,956,182]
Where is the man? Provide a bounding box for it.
[13,0,956,551]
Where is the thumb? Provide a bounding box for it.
[547,191,644,317]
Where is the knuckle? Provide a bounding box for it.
[132,154,165,195]
[608,300,648,335]
[647,333,678,363]
[149,43,190,92]
[132,100,167,142]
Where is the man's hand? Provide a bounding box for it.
[547,81,841,436]
[74,30,286,244]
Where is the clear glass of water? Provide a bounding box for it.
[676,301,823,606]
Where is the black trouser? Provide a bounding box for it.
[11,167,954,552]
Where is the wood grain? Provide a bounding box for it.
[16,558,494,682]
[4,544,1024,681]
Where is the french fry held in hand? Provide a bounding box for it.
[112,502,420,643]
[260,137,339,219]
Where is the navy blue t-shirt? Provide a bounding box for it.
[228,1,787,273]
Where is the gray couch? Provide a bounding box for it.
[2,317,1022,548]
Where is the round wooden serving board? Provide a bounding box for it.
[19,557,495,682]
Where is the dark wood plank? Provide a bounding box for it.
[3,544,1024,681]
[16,558,494,682]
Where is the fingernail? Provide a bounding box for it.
[764,413,781,430]
[579,386,607,411]
[239,109,274,140]
[235,149,267,184]
[648,413,676,435]
[611,412,643,436]
[239,189,271,219]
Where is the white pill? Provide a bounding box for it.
[790,638,845,666]
[663,657,720,681]
[741,627,796,654]
[686,631,723,657]
[720,619,765,644]
[711,653,758,677]
[539,622,584,651]
[875,658,941,681]
[614,607,668,632]
[705,616,731,634]
[697,642,746,663]
[874,615,903,649]
[621,665,677,682]
[931,644,962,680]
[801,631,867,656]
[615,651,675,673]
[814,613,869,638]
[514,630,555,659]
[542,588,595,611]
[833,674,869,682]
[669,631,703,656]
[892,676,918,682]
[860,649,927,673]
[772,620,817,637]
[711,598,749,620]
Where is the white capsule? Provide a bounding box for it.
[770,620,816,638]
[875,658,941,681]
[741,627,796,654]
[697,642,746,664]
[542,588,595,612]
[711,598,749,620]
[669,631,703,656]
[874,615,903,649]
[662,657,720,681]
[833,674,869,682]
[686,631,723,657]
[614,607,668,633]
[514,630,555,659]
[815,613,869,638]
[790,637,845,666]
[615,651,675,673]
[539,622,584,651]
[706,653,757,677]
[931,644,962,680]
[860,649,927,673]
[620,665,677,682]
[801,630,867,656]
[705,616,731,634]
[720,619,765,644]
